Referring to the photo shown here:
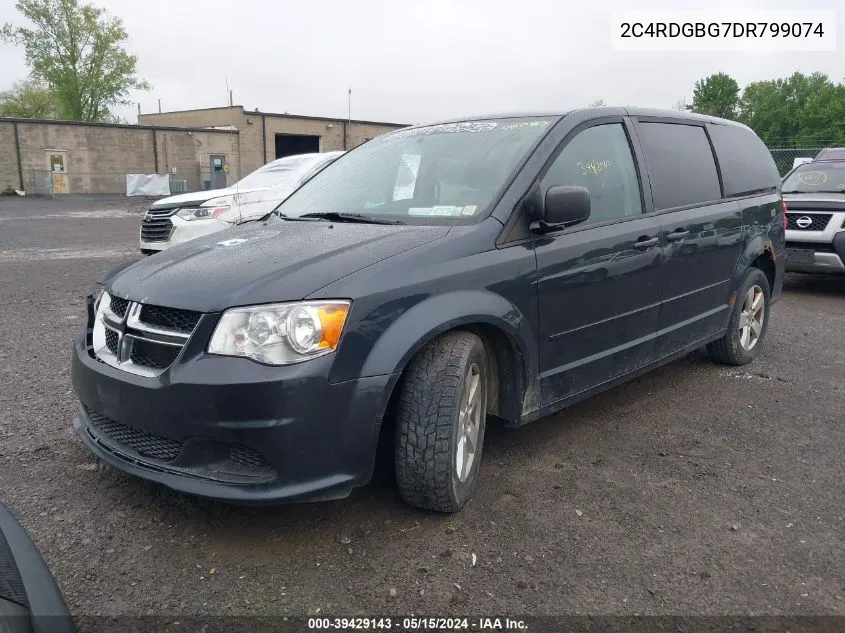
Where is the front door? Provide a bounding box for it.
[532,120,664,405]
[47,151,69,194]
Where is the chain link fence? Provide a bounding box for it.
[767,147,829,176]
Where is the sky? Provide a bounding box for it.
[0,0,843,126]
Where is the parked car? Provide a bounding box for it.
[71,108,784,513]
[782,156,845,274]
[813,147,845,161]
[0,503,75,633]
[139,151,344,253]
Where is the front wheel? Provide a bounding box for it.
[394,331,489,512]
[707,268,771,365]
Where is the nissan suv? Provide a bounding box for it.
[71,108,785,513]
[782,155,845,274]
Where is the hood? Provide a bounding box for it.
[783,191,845,209]
[150,185,270,210]
[108,219,451,312]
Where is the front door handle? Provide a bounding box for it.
[633,236,659,250]
[667,229,690,242]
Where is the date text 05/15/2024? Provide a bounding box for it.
[307,618,528,630]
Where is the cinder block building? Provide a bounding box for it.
[0,106,406,195]
[139,106,406,179]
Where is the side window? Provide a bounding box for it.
[541,123,642,225]
[708,124,779,197]
[637,122,721,210]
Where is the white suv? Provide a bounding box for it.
[782,157,845,274]
[140,151,344,254]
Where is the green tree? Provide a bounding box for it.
[589,98,605,107]
[1,0,149,122]
[0,79,59,118]
[687,72,740,119]
[738,72,845,146]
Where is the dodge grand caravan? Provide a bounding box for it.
[71,108,786,513]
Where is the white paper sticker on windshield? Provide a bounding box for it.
[460,205,478,216]
[408,206,463,216]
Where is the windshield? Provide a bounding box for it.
[782,162,845,193]
[275,117,557,223]
[236,156,322,190]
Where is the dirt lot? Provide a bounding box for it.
[0,195,843,626]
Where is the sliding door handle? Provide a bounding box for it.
[633,236,659,250]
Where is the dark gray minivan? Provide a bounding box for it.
[71,107,786,512]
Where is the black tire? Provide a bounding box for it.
[707,268,771,366]
[394,331,489,513]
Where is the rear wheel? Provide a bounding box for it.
[707,268,771,365]
[394,331,489,512]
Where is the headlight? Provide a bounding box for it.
[208,301,351,365]
[177,196,238,221]
[177,205,229,221]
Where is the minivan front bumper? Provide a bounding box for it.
[70,332,397,504]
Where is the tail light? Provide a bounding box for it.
[781,200,788,230]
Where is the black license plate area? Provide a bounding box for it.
[786,247,816,264]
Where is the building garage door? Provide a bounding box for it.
[275,134,320,159]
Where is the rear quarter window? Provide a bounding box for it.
[708,124,779,197]
[637,122,722,210]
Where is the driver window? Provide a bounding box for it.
[541,123,642,225]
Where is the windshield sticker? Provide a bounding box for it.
[460,205,478,216]
[578,159,612,176]
[408,206,464,216]
[797,171,827,186]
[390,121,500,140]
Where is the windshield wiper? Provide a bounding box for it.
[784,190,845,195]
[298,212,405,225]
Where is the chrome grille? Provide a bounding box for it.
[109,296,129,318]
[140,207,178,243]
[129,338,181,369]
[787,213,832,231]
[139,305,201,333]
[104,328,119,355]
[93,295,201,377]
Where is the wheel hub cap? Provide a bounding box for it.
[456,363,482,483]
[738,285,765,351]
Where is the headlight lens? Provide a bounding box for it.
[208,301,351,365]
[177,206,230,221]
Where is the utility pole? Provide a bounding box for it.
[158,98,162,113]
[345,86,351,150]
[229,89,233,107]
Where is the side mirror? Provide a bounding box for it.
[543,185,591,227]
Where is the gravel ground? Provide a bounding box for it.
[0,195,843,628]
